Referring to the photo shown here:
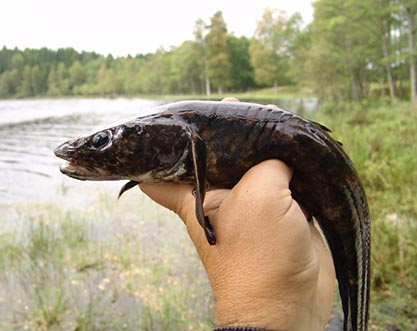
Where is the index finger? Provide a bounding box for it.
[139,182,195,221]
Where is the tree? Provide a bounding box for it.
[193,18,210,95]
[399,0,417,104]
[20,66,33,96]
[290,25,312,88]
[135,49,171,94]
[250,8,302,93]
[10,53,24,75]
[308,0,378,101]
[47,67,60,96]
[229,36,255,91]
[377,0,397,100]
[169,41,205,94]
[69,60,86,92]
[118,57,143,95]
[31,65,43,95]
[0,69,20,97]
[205,11,232,94]
[0,46,14,73]
[95,61,122,95]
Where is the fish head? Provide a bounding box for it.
[54,118,191,182]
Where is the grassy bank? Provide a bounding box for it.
[310,101,417,330]
[0,100,416,330]
[0,194,213,331]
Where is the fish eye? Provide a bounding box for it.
[92,130,112,149]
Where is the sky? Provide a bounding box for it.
[1,0,314,57]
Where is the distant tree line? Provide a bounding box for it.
[0,0,416,103]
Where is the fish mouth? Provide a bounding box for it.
[59,160,117,181]
[55,143,119,181]
[55,142,106,180]
[59,161,98,180]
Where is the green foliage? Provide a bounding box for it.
[205,11,232,94]
[307,0,417,102]
[0,68,19,95]
[0,47,101,98]
[250,9,302,90]
[167,41,204,94]
[229,36,256,91]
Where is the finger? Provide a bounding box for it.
[225,160,308,249]
[139,183,195,220]
[204,189,230,213]
[221,97,240,102]
[246,160,310,219]
[310,223,335,320]
[266,104,279,108]
[236,159,293,195]
[310,223,334,275]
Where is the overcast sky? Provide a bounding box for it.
[1,0,314,57]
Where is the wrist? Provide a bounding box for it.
[214,296,326,331]
[213,327,274,331]
[214,299,288,331]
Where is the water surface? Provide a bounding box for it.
[0,98,162,204]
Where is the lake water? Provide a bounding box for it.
[0,97,316,205]
[0,98,163,205]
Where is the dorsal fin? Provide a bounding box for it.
[312,120,332,132]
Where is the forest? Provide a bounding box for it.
[0,0,416,103]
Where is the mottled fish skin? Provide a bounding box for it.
[54,100,370,331]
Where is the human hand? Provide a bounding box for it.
[139,159,335,331]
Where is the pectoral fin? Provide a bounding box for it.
[188,129,216,245]
[118,180,139,199]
